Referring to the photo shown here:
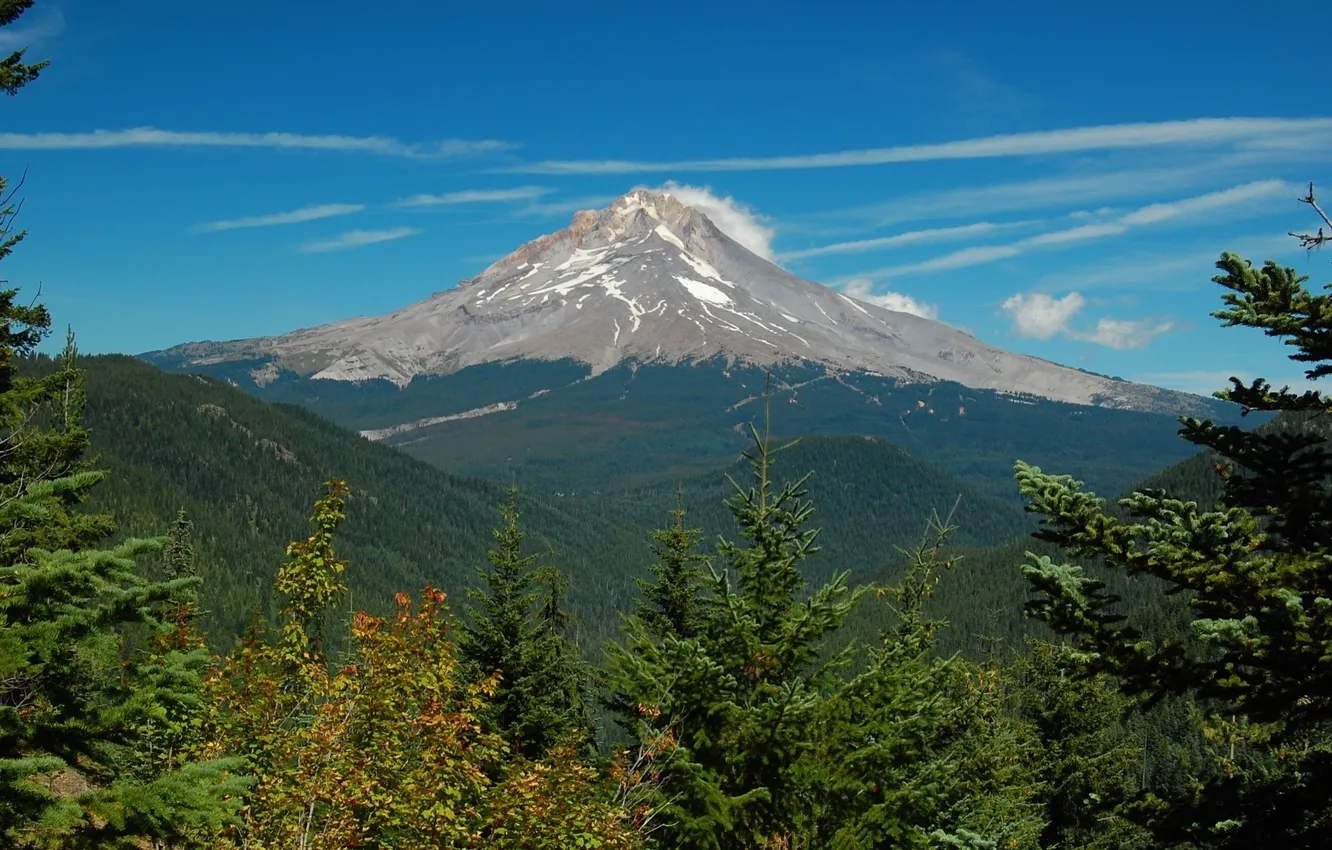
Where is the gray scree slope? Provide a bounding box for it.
[153,189,1203,412]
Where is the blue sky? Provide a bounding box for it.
[2,0,1330,396]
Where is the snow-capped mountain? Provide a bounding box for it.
[151,189,1201,412]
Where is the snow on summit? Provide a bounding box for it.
[149,189,1207,412]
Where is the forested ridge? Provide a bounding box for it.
[144,350,1240,505]
[21,352,1044,655]
[4,4,1332,846]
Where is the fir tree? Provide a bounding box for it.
[526,559,596,753]
[0,1,46,95]
[162,508,195,582]
[0,11,245,840]
[634,491,711,641]
[1014,195,1332,847]
[605,398,862,849]
[158,508,200,634]
[461,488,592,758]
[807,510,1044,849]
[1011,640,1148,850]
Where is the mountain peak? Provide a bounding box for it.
[487,189,710,274]
[146,191,1209,414]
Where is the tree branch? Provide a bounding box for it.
[1289,182,1332,250]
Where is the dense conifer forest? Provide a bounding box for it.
[3,3,1330,846]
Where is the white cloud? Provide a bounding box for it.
[841,278,938,319]
[1118,179,1290,225]
[833,164,1246,227]
[879,245,1023,277]
[778,221,1026,261]
[658,182,776,261]
[195,203,364,233]
[859,181,1295,279]
[505,117,1332,174]
[1002,291,1172,349]
[1001,292,1086,340]
[0,128,515,158]
[299,227,422,254]
[1073,317,1175,350]
[393,186,552,207]
[1023,222,1129,246]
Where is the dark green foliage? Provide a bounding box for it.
[1015,250,1332,847]
[606,419,864,849]
[0,1,46,96]
[633,492,710,640]
[145,353,1241,503]
[1011,641,1149,850]
[0,51,246,833]
[162,509,196,582]
[46,353,650,644]
[461,491,594,758]
[607,434,1038,591]
[0,325,115,562]
[55,353,1077,658]
[805,514,1045,849]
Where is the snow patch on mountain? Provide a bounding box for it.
[147,188,1211,413]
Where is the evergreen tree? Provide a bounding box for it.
[0,10,245,840]
[1011,640,1148,850]
[461,488,592,758]
[162,508,195,582]
[159,508,200,632]
[605,406,862,849]
[0,1,46,95]
[526,559,596,753]
[807,511,1044,849]
[1014,199,1332,847]
[634,490,711,641]
[205,485,645,849]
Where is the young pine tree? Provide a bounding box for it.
[525,558,596,754]
[1014,195,1332,847]
[808,510,1044,850]
[634,490,711,641]
[461,488,593,758]
[605,407,862,850]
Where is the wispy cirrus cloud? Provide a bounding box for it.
[0,7,65,49]
[195,203,365,233]
[502,117,1332,175]
[854,180,1294,279]
[299,227,421,254]
[820,155,1288,229]
[0,127,516,158]
[1030,232,1301,294]
[778,220,1032,261]
[512,194,620,218]
[393,186,553,207]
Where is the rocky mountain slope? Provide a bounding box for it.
[148,189,1208,414]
